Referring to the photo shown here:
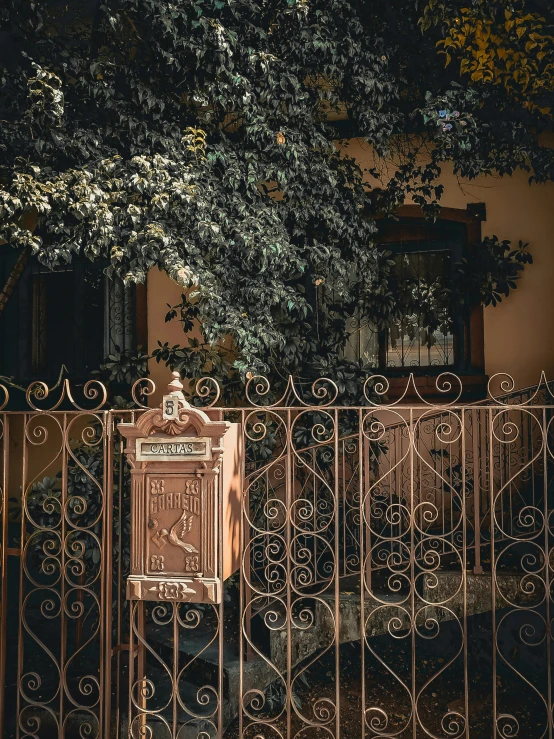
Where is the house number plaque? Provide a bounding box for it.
[118,372,241,604]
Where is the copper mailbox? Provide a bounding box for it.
[119,372,242,604]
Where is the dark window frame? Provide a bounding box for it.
[344,204,485,382]
[392,204,485,377]
[0,248,148,385]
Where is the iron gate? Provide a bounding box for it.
[1,372,554,738]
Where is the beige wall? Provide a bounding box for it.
[464,168,554,388]
[147,139,554,394]
[147,267,193,401]
[347,138,554,390]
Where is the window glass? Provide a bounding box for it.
[342,218,466,371]
[0,248,137,383]
[386,250,453,368]
[343,317,379,366]
[30,262,105,379]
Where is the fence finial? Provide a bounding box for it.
[167,370,185,400]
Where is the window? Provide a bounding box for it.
[0,247,146,384]
[343,206,485,376]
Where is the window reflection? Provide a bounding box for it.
[342,218,466,371]
[386,250,454,368]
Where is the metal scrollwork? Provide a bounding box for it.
[1,370,554,738]
[194,377,221,408]
[24,378,108,412]
[132,377,157,409]
[14,412,107,738]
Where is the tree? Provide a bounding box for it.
[422,0,554,116]
[0,0,550,396]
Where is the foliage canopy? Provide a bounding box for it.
[0,0,551,391]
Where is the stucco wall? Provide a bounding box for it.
[462,167,554,388]
[347,138,554,390]
[147,266,196,398]
[147,140,554,393]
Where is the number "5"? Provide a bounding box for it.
[162,395,178,420]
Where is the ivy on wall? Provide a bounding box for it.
[150,235,532,403]
[422,0,554,116]
[0,0,549,395]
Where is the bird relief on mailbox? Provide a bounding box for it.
[118,371,242,605]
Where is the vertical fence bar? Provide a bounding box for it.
[172,603,178,738]
[128,602,134,738]
[239,409,244,739]
[334,408,340,739]
[341,440,344,578]
[312,448,318,585]
[59,414,68,739]
[472,409,483,574]
[364,429,372,595]
[359,408,365,739]
[439,415,446,553]
[410,408,416,739]
[462,409,470,738]
[16,414,26,739]
[115,429,125,739]
[218,418,225,739]
[102,411,114,737]
[0,413,8,738]
[286,407,292,739]
[544,407,552,739]
[243,477,253,663]
[137,601,146,729]
[490,407,497,739]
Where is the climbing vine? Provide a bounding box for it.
[422,0,554,115]
[0,0,550,393]
[152,234,532,404]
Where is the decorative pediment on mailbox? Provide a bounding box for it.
[119,372,242,604]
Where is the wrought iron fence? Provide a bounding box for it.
[0,372,553,738]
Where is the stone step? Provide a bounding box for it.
[148,570,533,729]
[269,570,533,671]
